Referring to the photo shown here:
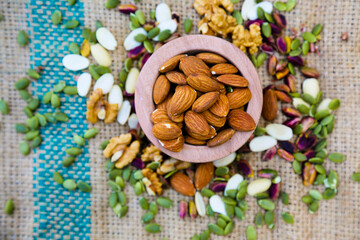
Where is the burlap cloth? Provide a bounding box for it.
[0,0,359,239]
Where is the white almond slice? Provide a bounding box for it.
[302,78,320,99]
[62,54,90,71]
[293,97,311,109]
[117,100,131,125]
[213,152,236,167]
[249,136,277,152]
[209,195,227,216]
[155,3,172,23]
[247,178,272,196]
[93,73,114,94]
[224,174,244,196]
[153,19,178,41]
[108,85,123,109]
[96,27,118,51]
[241,0,256,21]
[195,192,206,217]
[77,72,92,97]
[123,28,147,51]
[125,68,140,94]
[128,113,138,130]
[90,43,112,67]
[265,123,293,141]
[317,98,332,112]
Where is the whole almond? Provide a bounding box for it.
[168,85,197,115]
[209,94,230,117]
[151,109,171,124]
[207,128,236,147]
[227,88,252,109]
[184,110,211,136]
[187,73,223,92]
[159,135,184,152]
[227,109,256,131]
[194,162,214,190]
[262,89,278,121]
[170,172,196,196]
[165,71,187,85]
[192,91,219,113]
[216,74,249,87]
[159,54,186,73]
[202,110,226,128]
[152,122,182,140]
[210,63,238,75]
[179,56,211,76]
[196,52,227,64]
[169,112,184,123]
[184,135,206,145]
[153,75,170,104]
[156,93,172,110]
[186,125,216,141]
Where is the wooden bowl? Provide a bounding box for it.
[135,35,262,163]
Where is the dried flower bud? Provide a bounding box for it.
[270,23,282,35]
[245,20,265,28]
[304,149,316,160]
[260,43,274,54]
[277,149,294,162]
[274,90,292,103]
[143,22,156,32]
[287,56,304,66]
[341,32,349,41]
[263,84,275,93]
[209,182,226,192]
[267,55,277,76]
[238,160,254,177]
[276,37,287,54]
[276,84,290,93]
[189,201,197,219]
[282,107,301,118]
[269,182,281,199]
[278,141,296,154]
[258,168,278,179]
[300,66,320,78]
[285,75,296,92]
[273,13,287,29]
[179,201,188,219]
[283,117,301,128]
[276,60,288,72]
[262,146,277,161]
[118,4,137,14]
[303,162,316,186]
[296,133,316,151]
[301,117,315,133]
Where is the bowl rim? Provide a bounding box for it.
[135,35,263,163]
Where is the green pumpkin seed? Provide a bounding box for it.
[19,90,32,102]
[250,54,257,67]
[309,189,323,200]
[256,7,265,20]
[73,134,85,146]
[288,62,296,75]
[42,91,53,104]
[256,52,267,67]
[314,139,327,152]
[224,221,234,235]
[129,22,137,31]
[109,192,118,208]
[328,170,338,189]
[134,33,147,42]
[135,10,145,25]
[25,130,39,140]
[297,104,309,114]
[105,160,115,172]
[146,161,160,170]
[258,199,275,211]
[352,172,360,182]
[0,99,9,114]
[31,136,42,148]
[19,141,30,155]
[17,30,29,47]
[302,94,316,106]
[77,180,92,193]
[100,140,110,150]
[314,165,326,175]
[224,204,234,218]
[264,12,274,23]
[183,18,193,33]
[108,169,122,180]
[293,152,307,162]
[238,200,248,211]
[145,223,162,233]
[206,204,215,217]
[289,48,302,56]
[327,153,344,163]
[215,166,229,176]
[327,120,335,133]
[158,29,172,42]
[35,113,47,127]
[285,0,297,11]
[89,64,100,80]
[323,188,336,200]
[4,199,15,215]
[191,235,200,240]
[51,93,60,108]
[139,197,149,210]
[54,81,66,92]
[255,192,269,199]
[326,100,339,112]
[315,149,328,159]
[281,212,294,224]
[147,27,160,40]
[302,32,317,43]
[201,188,214,198]
[226,189,237,199]
[27,98,40,111]
[124,58,133,72]
[273,1,287,11]
[15,123,29,133]
[320,114,334,126]
[234,206,245,220]
[312,124,322,135]
[142,212,154,223]
[44,113,57,123]
[130,13,140,28]
[246,225,257,240]
[142,40,153,53]
[292,160,302,174]
[208,223,224,235]
[309,157,324,164]
[27,116,39,130]
[113,203,128,218]
[301,195,313,204]
[254,127,266,136]
[95,20,103,29]
[53,172,64,184]
[254,212,264,227]
[117,191,127,205]
[15,78,30,90]
[84,128,98,139]
[302,40,310,55]
[308,200,319,214]
[82,28,91,40]
[222,197,236,206]
[288,92,300,98]
[108,180,121,192]
[94,65,111,75]
[51,10,62,25]
[149,201,157,215]
[264,211,275,229]
[217,218,226,228]
[65,147,82,156]
[64,20,79,29]
[133,170,144,180]
[53,112,69,122]
[69,42,80,54]
[63,179,77,190]
[200,230,210,240]
[122,167,131,181]
[148,9,155,19]
[115,176,125,189]
[134,181,144,195]
[314,174,326,185]
[236,180,247,200]
[62,157,75,167]
[68,0,77,6]
[219,213,231,222]
[312,24,322,36]
[63,86,77,95]
[281,192,289,205]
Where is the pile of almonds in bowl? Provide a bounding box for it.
[151,52,256,152]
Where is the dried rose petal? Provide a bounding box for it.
[209,182,226,192]
[258,169,278,179]
[273,13,287,29]
[304,149,316,160]
[128,45,146,60]
[262,146,277,161]
[131,157,145,169]
[285,74,296,92]
[274,90,291,103]
[260,43,274,54]
[276,60,288,72]
[283,117,301,128]
[276,84,290,93]
[269,182,281,199]
[296,133,316,151]
[189,201,197,219]
[310,42,316,52]
[287,56,304,66]
[277,37,287,55]
[270,23,282,35]
[282,107,301,118]
[303,162,316,186]
[245,20,265,28]
[301,117,315,133]
[238,160,254,177]
[267,55,277,76]
[179,201,188,219]
[277,149,294,162]
[278,141,296,154]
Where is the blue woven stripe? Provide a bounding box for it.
[28,1,91,239]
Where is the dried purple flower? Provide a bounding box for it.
[262,146,277,161]
[278,141,296,154]
[128,45,146,59]
[287,56,304,66]
[209,182,226,192]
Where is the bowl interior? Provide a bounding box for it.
[135,35,263,163]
